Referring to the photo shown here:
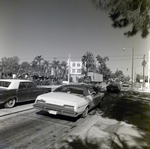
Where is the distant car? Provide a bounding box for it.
[106,83,121,93]
[122,82,130,87]
[0,79,52,108]
[33,84,104,118]
[62,81,69,85]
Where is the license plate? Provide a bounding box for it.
[48,110,57,115]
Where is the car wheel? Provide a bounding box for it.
[5,98,16,108]
[81,107,89,118]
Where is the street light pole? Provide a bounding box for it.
[123,47,134,87]
[68,53,71,84]
[131,48,134,86]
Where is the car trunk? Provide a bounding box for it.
[36,92,85,107]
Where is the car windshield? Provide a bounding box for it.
[54,86,84,95]
[0,81,11,88]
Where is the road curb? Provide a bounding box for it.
[0,103,34,117]
[0,108,34,117]
[68,115,100,137]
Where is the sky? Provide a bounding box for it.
[0,0,150,78]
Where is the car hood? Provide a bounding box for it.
[36,92,86,106]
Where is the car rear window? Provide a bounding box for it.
[70,88,83,95]
[0,81,11,88]
[54,86,69,92]
[54,86,84,95]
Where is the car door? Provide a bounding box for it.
[27,82,42,100]
[92,92,101,106]
[88,87,100,108]
[17,82,29,102]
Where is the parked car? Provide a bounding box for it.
[33,84,104,118]
[0,79,52,108]
[122,81,130,87]
[106,83,121,93]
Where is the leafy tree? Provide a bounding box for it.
[136,74,142,82]
[114,69,125,82]
[91,0,150,38]
[96,55,111,80]
[115,69,123,77]
[21,62,30,70]
[1,56,20,74]
[81,52,95,76]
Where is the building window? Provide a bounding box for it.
[72,63,75,67]
[77,63,80,67]
[72,69,75,73]
[77,69,81,73]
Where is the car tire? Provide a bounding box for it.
[5,98,16,108]
[81,107,89,118]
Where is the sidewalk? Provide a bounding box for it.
[54,115,147,149]
[133,87,150,93]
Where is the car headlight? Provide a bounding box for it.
[64,105,74,110]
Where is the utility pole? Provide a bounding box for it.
[148,51,150,88]
[0,61,2,79]
[68,54,71,84]
[131,48,134,87]
[123,47,134,88]
[142,54,147,88]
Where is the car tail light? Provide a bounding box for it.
[36,99,46,103]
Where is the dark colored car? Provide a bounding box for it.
[0,79,52,108]
[106,83,121,93]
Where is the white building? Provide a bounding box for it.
[67,60,84,82]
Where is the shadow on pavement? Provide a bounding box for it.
[98,91,150,147]
[36,110,79,122]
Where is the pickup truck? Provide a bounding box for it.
[0,79,52,108]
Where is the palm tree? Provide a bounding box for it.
[51,58,60,77]
[34,55,44,66]
[142,55,147,86]
[42,60,51,76]
[60,61,67,79]
[81,52,95,76]
[32,55,44,75]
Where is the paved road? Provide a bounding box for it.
[0,107,90,149]
[1,88,149,149]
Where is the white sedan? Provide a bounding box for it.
[33,84,104,118]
